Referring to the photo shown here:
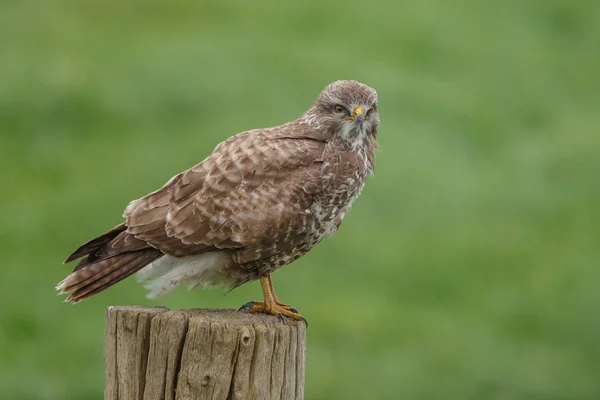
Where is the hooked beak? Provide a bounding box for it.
[352,106,366,124]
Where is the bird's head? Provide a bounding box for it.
[303,80,379,147]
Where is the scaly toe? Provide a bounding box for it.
[275,301,298,314]
[239,301,307,325]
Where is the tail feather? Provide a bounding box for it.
[75,253,160,300]
[64,223,126,264]
[58,249,162,303]
[59,252,138,293]
[60,221,166,302]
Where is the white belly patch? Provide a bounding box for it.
[136,251,229,299]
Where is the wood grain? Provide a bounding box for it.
[105,307,306,400]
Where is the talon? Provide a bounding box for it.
[238,301,256,311]
[275,301,297,312]
[239,300,306,323]
[273,300,300,314]
[240,275,307,324]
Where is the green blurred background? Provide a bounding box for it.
[1,0,599,399]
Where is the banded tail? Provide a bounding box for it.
[58,224,163,303]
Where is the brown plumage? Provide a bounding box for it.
[58,80,379,319]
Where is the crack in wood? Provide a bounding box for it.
[105,307,305,400]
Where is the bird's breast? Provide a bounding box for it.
[308,147,370,241]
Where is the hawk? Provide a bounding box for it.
[58,80,380,321]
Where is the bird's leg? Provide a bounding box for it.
[266,274,295,311]
[239,275,306,324]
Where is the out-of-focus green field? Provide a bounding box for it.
[1,0,599,399]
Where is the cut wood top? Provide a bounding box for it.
[105,306,306,400]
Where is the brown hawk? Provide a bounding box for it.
[58,80,379,321]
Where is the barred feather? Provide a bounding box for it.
[58,80,379,301]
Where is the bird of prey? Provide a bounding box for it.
[57,80,379,321]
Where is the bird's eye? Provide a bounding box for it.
[367,107,375,115]
[333,105,345,114]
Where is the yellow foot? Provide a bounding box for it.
[275,301,293,311]
[239,301,307,325]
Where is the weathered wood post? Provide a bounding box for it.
[105,306,306,400]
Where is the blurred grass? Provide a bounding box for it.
[1,0,600,399]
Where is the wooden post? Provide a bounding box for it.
[104,306,307,400]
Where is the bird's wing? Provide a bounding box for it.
[124,124,327,260]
